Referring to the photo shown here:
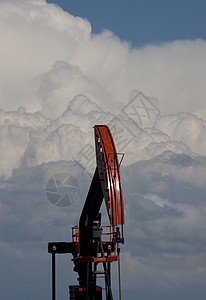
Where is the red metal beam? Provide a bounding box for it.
[94,125,124,225]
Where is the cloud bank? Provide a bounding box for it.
[0,1,206,300]
[1,0,206,116]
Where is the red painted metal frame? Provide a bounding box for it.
[72,225,119,263]
[94,125,124,225]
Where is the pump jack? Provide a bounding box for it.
[48,125,125,300]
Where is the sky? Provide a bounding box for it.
[47,0,206,47]
[0,0,206,299]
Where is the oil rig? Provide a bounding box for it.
[48,125,125,300]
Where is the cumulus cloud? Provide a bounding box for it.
[2,93,206,178]
[1,0,206,116]
[0,1,206,300]
[155,113,206,156]
[0,0,91,112]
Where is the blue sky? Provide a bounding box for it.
[47,0,206,46]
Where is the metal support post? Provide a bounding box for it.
[52,253,56,300]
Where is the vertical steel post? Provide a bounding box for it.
[52,253,56,300]
[108,262,111,286]
[118,253,121,300]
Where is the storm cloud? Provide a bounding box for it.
[0,1,206,299]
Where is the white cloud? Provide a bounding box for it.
[0,0,91,112]
[0,1,206,116]
[1,94,206,178]
[155,113,206,156]
[0,1,206,299]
